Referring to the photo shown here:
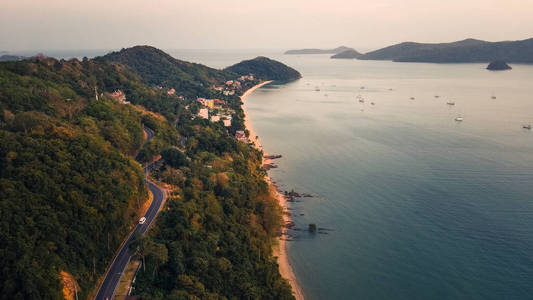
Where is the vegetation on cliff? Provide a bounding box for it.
[0,47,297,299]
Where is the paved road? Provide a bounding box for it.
[95,126,164,300]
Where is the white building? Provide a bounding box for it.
[197,108,209,119]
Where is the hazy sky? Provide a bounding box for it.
[2,0,532,52]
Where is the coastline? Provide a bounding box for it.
[241,81,305,300]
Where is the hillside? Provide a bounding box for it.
[97,46,236,99]
[225,56,301,82]
[0,47,296,299]
[358,38,533,63]
[285,46,353,55]
[331,49,363,59]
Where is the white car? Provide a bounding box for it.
[139,217,146,224]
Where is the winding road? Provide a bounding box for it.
[95,125,165,300]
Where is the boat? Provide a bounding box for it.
[371,102,375,105]
[435,95,440,98]
[491,96,497,99]
[446,101,455,105]
[455,116,464,122]
[359,99,365,103]
[410,97,415,100]
[523,124,532,130]
[360,86,365,90]
[315,87,320,91]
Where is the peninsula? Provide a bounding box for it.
[358,38,533,63]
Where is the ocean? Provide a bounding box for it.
[39,48,533,299]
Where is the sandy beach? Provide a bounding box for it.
[241,81,305,300]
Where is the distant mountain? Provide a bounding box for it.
[285,46,353,55]
[0,54,26,62]
[331,49,363,59]
[358,38,533,63]
[225,56,302,81]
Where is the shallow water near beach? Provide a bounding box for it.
[51,49,533,299]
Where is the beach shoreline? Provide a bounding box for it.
[241,81,305,300]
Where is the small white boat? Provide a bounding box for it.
[435,95,440,98]
[523,124,532,130]
[359,99,365,103]
[447,101,455,106]
[315,87,320,91]
[455,116,464,122]
[410,97,415,100]
[371,102,375,105]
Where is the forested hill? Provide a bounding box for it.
[225,56,302,82]
[97,46,236,98]
[0,47,296,299]
[358,38,533,63]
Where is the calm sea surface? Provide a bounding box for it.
[44,49,533,299]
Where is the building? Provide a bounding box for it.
[167,88,176,95]
[110,90,127,103]
[235,130,248,143]
[223,119,231,127]
[197,108,209,119]
[205,99,214,109]
[210,115,220,122]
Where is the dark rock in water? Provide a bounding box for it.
[263,163,278,170]
[487,60,512,71]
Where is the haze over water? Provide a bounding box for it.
[240,54,533,299]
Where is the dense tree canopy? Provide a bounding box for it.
[0,46,298,299]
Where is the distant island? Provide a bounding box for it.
[0,54,26,62]
[225,56,302,81]
[358,38,533,63]
[285,46,353,55]
[487,60,512,71]
[331,49,363,59]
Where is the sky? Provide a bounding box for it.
[1,0,532,52]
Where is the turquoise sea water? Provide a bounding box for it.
[43,49,533,299]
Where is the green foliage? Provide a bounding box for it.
[0,46,298,299]
[134,127,293,299]
[225,56,302,82]
[162,148,189,168]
